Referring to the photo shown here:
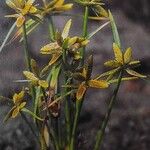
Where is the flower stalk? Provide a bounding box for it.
[94,70,123,150]
[81,6,89,65]
[22,22,32,71]
[70,100,83,150]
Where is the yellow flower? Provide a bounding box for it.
[73,55,109,100]
[23,71,49,88]
[7,91,26,118]
[40,19,89,68]
[74,0,103,6]
[6,0,38,27]
[75,70,109,100]
[74,0,108,18]
[40,0,73,16]
[103,43,146,79]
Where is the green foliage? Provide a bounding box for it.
[1,0,147,150]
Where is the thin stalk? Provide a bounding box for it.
[81,6,89,65]
[94,70,123,150]
[62,48,72,146]
[69,6,89,150]
[47,16,61,150]
[48,16,55,42]
[22,23,35,100]
[70,100,83,150]
[40,128,48,150]
[22,23,31,71]
[64,75,71,145]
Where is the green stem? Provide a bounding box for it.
[22,22,35,101]
[94,70,123,150]
[70,100,83,150]
[48,16,55,42]
[22,23,31,71]
[64,75,71,145]
[47,16,61,150]
[81,6,89,65]
[62,49,71,146]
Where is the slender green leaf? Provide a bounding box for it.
[109,10,121,47]
[109,77,138,84]
[0,22,16,52]
[33,87,42,122]
[50,65,61,88]
[87,21,110,39]
[22,108,44,121]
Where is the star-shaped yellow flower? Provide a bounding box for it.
[74,0,108,18]
[40,19,89,71]
[103,43,146,79]
[6,0,38,27]
[72,55,109,100]
[40,0,73,16]
[23,71,49,88]
[6,91,26,119]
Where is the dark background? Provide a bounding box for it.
[0,0,150,149]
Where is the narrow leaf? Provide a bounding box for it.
[124,47,132,64]
[126,69,147,78]
[109,77,138,84]
[22,108,44,121]
[50,65,61,88]
[113,43,123,63]
[87,21,110,39]
[0,22,16,52]
[109,10,121,47]
[33,87,41,122]
[62,19,72,40]
[88,80,109,88]
[76,84,86,100]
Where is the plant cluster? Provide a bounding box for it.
[0,0,147,150]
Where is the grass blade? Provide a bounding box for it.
[0,22,16,52]
[109,10,121,47]
[87,21,110,39]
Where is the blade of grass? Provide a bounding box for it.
[0,22,16,52]
[109,10,121,47]
[87,21,110,39]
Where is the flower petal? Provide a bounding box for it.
[38,80,49,88]
[40,42,61,54]
[12,107,20,118]
[48,53,62,66]
[62,19,72,40]
[113,43,123,63]
[88,80,109,88]
[55,4,73,11]
[13,91,25,104]
[6,0,16,10]
[23,71,39,81]
[29,6,37,13]
[16,15,25,27]
[55,0,64,7]
[124,47,132,64]
[19,102,26,109]
[76,83,87,100]
[126,69,147,78]
[104,60,119,68]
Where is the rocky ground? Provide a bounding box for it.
[0,0,150,150]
